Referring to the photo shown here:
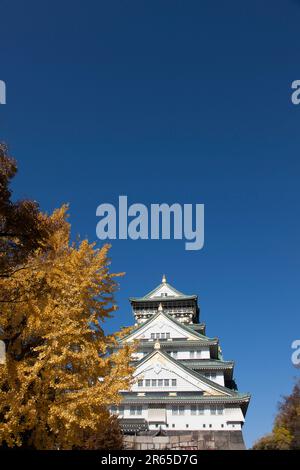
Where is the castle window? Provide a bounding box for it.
[144,378,178,387]
[111,405,124,415]
[205,372,217,380]
[150,332,170,340]
[130,406,142,416]
[191,405,204,415]
[172,405,185,415]
[209,405,223,415]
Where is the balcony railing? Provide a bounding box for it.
[134,308,195,316]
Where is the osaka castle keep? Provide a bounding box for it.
[114,276,250,450]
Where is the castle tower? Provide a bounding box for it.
[113,276,250,449]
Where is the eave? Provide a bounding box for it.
[190,323,206,333]
[121,392,251,407]
[178,359,234,369]
[130,358,233,369]
[126,339,219,352]
[130,295,197,303]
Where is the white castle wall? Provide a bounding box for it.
[132,347,211,362]
[131,367,224,391]
[113,405,243,431]
[119,283,248,436]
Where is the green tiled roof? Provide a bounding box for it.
[178,359,234,369]
[132,357,233,370]
[121,393,250,402]
[190,323,206,331]
[130,295,197,302]
[121,393,250,406]
[134,339,218,347]
[130,281,197,302]
[120,391,251,416]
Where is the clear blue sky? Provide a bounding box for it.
[1,0,300,448]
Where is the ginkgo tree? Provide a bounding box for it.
[0,147,134,449]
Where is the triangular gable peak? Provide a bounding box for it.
[132,350,232,397]
[136,275,192,301]
[145,280,184,299]
[122,311,205,343]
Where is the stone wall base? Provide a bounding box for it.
[124,431,246,450]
